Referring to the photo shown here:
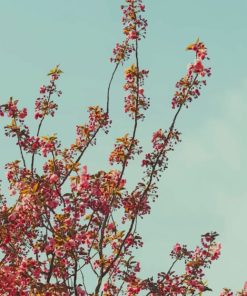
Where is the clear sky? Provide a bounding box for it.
[1,0,247,294]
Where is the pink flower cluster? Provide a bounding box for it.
[121,0,147,40]
[111,41,135,64]
[34,67,62,120]
[0,98,27,119]
[220,282,247,296]
[109,134,141,165]
[172,39,211,109]
[142,232,221,295]
[124,64,149,119]
[73,105,110,151]
[142,129,180,180]
[111,0,147,63]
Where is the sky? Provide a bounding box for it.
[0,0,247,294]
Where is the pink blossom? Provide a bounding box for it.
[31,141,40,151]
[67,239,76,247]
[18,107,27,119]
[34,111,43,120]
[134,262,141,272]
[39,85,46,94]
[80,165,89,189]
[76,286,86,296]
[129,30,138,39]
[49,173,59,184]
[51,73,59,81]
[140,4,145,11]
[55,249,63,257]
[173,243,182,255]
[108,223,116,231]
[138,88,144,95]
[220,288,234,296]
[103,283,109,292]
[209,242,221,260]
[193,59,204,74]
[7,101,18,117]
[41,147,48,157]
[8,212,17,221]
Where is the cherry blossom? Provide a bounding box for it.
[0,1,245,295]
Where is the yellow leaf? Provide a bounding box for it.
[21,189,29,195]
[116,230,125,238]
[32,183,39,193]
[41,134,57,141]
[11,119,16,127]
[84,214,92,220]
[186,37,200,50]
[47,65,63,76]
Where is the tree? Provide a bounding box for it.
[0,0,246,295]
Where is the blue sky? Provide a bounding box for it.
[1,0,247,293]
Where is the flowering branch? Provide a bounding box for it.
[0,1,246,296]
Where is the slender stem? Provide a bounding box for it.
[47,253,55,283]
[13,118,26,168]
[31,87,53,174]
[169,104,183,132]
[167,258,178,275]
[17,136,26,168]
[107,63,120,114]
[74,257,78,295]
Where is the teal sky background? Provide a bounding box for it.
[1,0,247,293]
